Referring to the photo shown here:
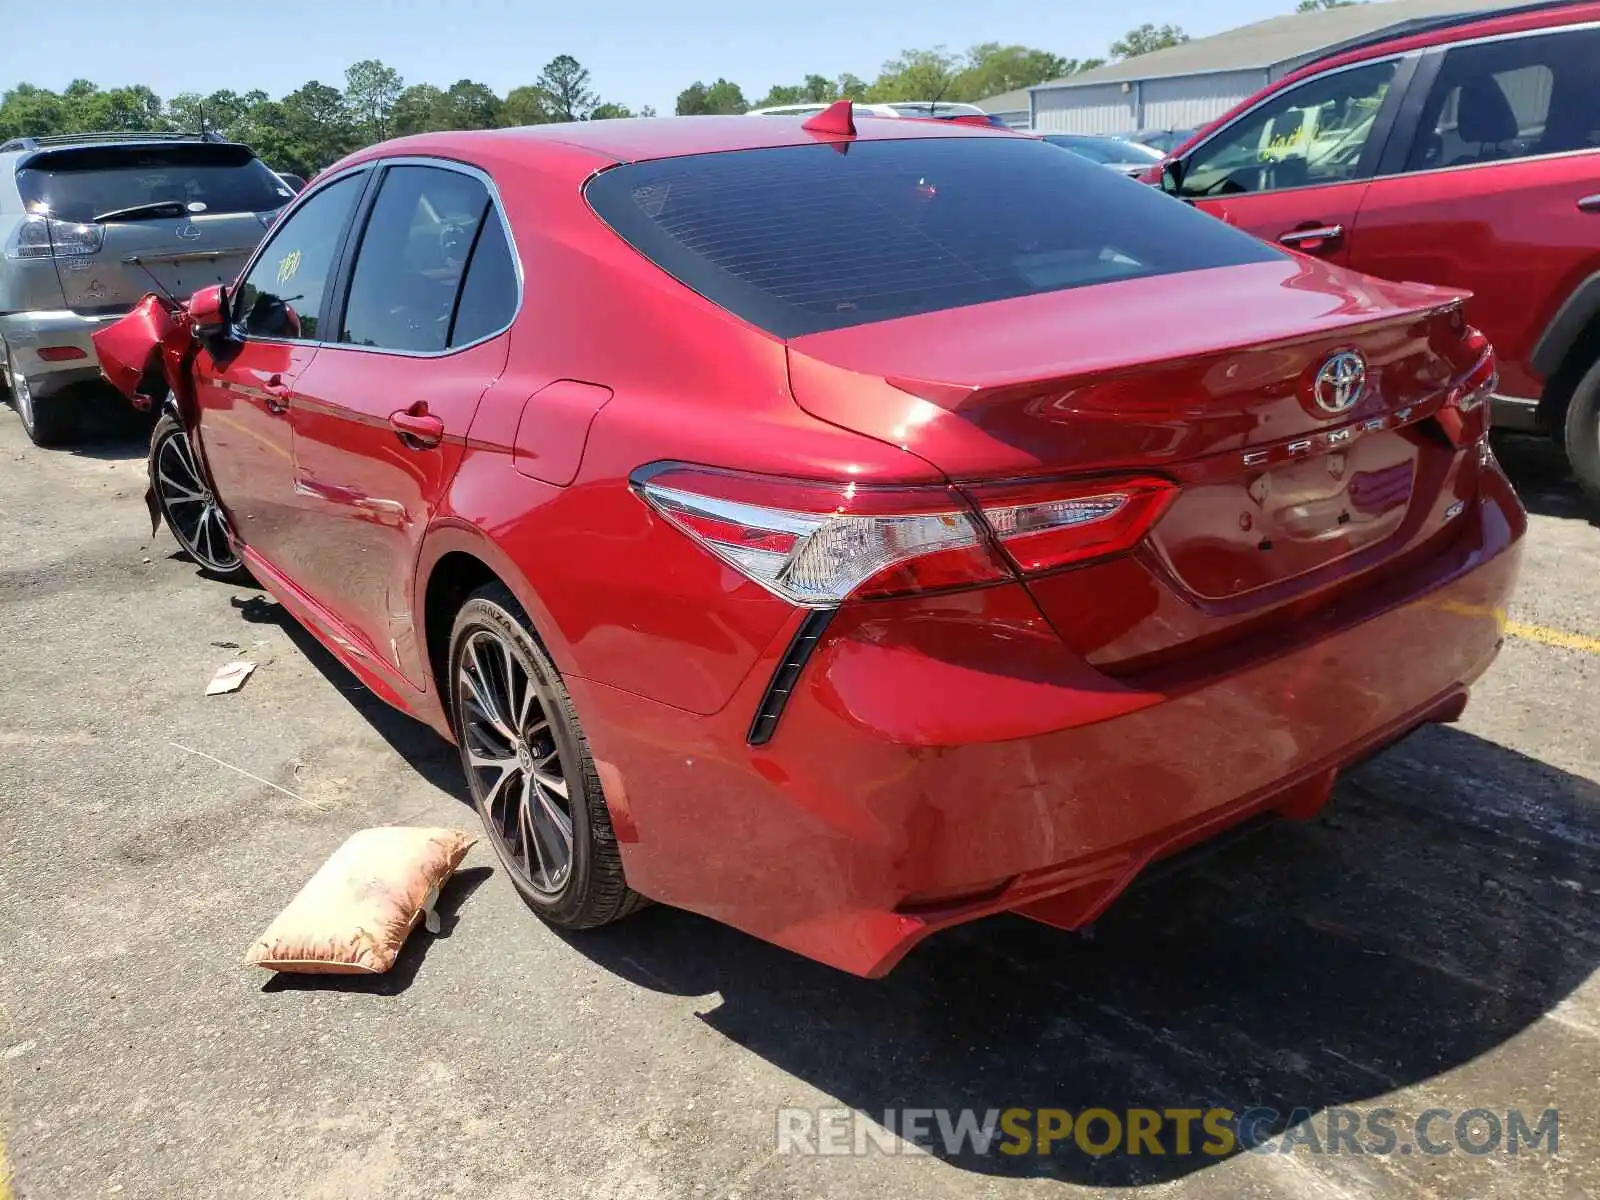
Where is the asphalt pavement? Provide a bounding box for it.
[0,401,1596,1199]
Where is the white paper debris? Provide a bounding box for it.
[206,661,257,695]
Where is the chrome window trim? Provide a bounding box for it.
[234,155,525,358]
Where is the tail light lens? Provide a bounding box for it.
[634,464,1178,607]
[4,214,104,259]
[969,476,1178,573]
[1438,342,1497,447]
[634,465,1008,606]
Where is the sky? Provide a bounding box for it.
[0,0,1299,115]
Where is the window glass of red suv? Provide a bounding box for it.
[338,165,502,353]
[1405,26,1600,171]
[1179,60,1399,198]
[232,173,364,341]
[585,137,1281,338]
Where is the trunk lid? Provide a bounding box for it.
[786,257,1482,617]
[59,211,266,312]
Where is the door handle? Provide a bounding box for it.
[389,403,444,448]
[262,376,291,414]
[1279,224,1345,249]
[1578,194,1600,213]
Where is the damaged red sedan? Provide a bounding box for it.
[95,108,1523,976]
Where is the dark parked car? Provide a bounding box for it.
[1041,133,1165,176]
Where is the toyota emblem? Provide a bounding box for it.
[1314,350,1367,414]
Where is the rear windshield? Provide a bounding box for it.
[585,137,1282,337]
[16,143,294,223]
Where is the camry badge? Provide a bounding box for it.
[1314,350,1367,414]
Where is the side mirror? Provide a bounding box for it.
[188,283,229,332]
[187,283,240,357]
[1159,157,1186,196]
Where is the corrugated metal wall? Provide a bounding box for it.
[1139,70,1268,130]
[1032,84,1136,134]
[1030,70,1268,134]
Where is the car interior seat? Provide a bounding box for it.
[1453,75,1520,165]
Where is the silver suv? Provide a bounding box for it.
[0,131,293,445]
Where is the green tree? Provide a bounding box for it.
[278,81,356,172]
[836,72,868,98]
[589,102,636,120]
[866,47,961,102]
[955,44,1074,97]
[676,78,748,115]
[754,74,847,109]
[434,79,502,130]
[501,84,555,126]
[1110,23,1190,59]
[754,83,807,108]
[0,85,68,141]
[344,59,404,142]
[536,55,598,122]
[391,83,445,135]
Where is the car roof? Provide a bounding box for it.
[336,113,1017,174]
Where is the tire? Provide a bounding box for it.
[9,366,76,448]
[448,583,643,929]
[148,412,255,584]
[1565,356,1600,510]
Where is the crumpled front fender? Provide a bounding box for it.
[91,293,207,537]
[90,293,200,423]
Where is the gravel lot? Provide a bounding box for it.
[1,400,1597,1200]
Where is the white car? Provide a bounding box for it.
[748,101,1003,125]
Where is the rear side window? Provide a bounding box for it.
[15,143,293,223]
[1406,27,1600,171]
[448,212,519,347]
[339,165,494,353]
[585,137,1281,337]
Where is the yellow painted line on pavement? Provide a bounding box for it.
[0,1130,13,1200]
[1429,600,1600,655]
[1505,620,1600,655]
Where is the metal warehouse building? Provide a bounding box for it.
[984,0,1516,134]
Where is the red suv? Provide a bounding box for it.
[1155,0,1600,505]
[96,113,1521,976]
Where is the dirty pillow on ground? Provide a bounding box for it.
[245,827,477,974]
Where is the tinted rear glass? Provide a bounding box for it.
[585,137,1281,337]
[16,143,293,223]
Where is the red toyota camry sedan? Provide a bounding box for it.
[95,108,1524,976]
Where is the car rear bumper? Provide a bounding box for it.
[571,455,1526,976]
[1,309,127,397]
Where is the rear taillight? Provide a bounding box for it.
[967,476,1178,574]
[1439,341,1497,447]
[4,213,104,260]
[634,465,1008,606]
[634,464,1176,607]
